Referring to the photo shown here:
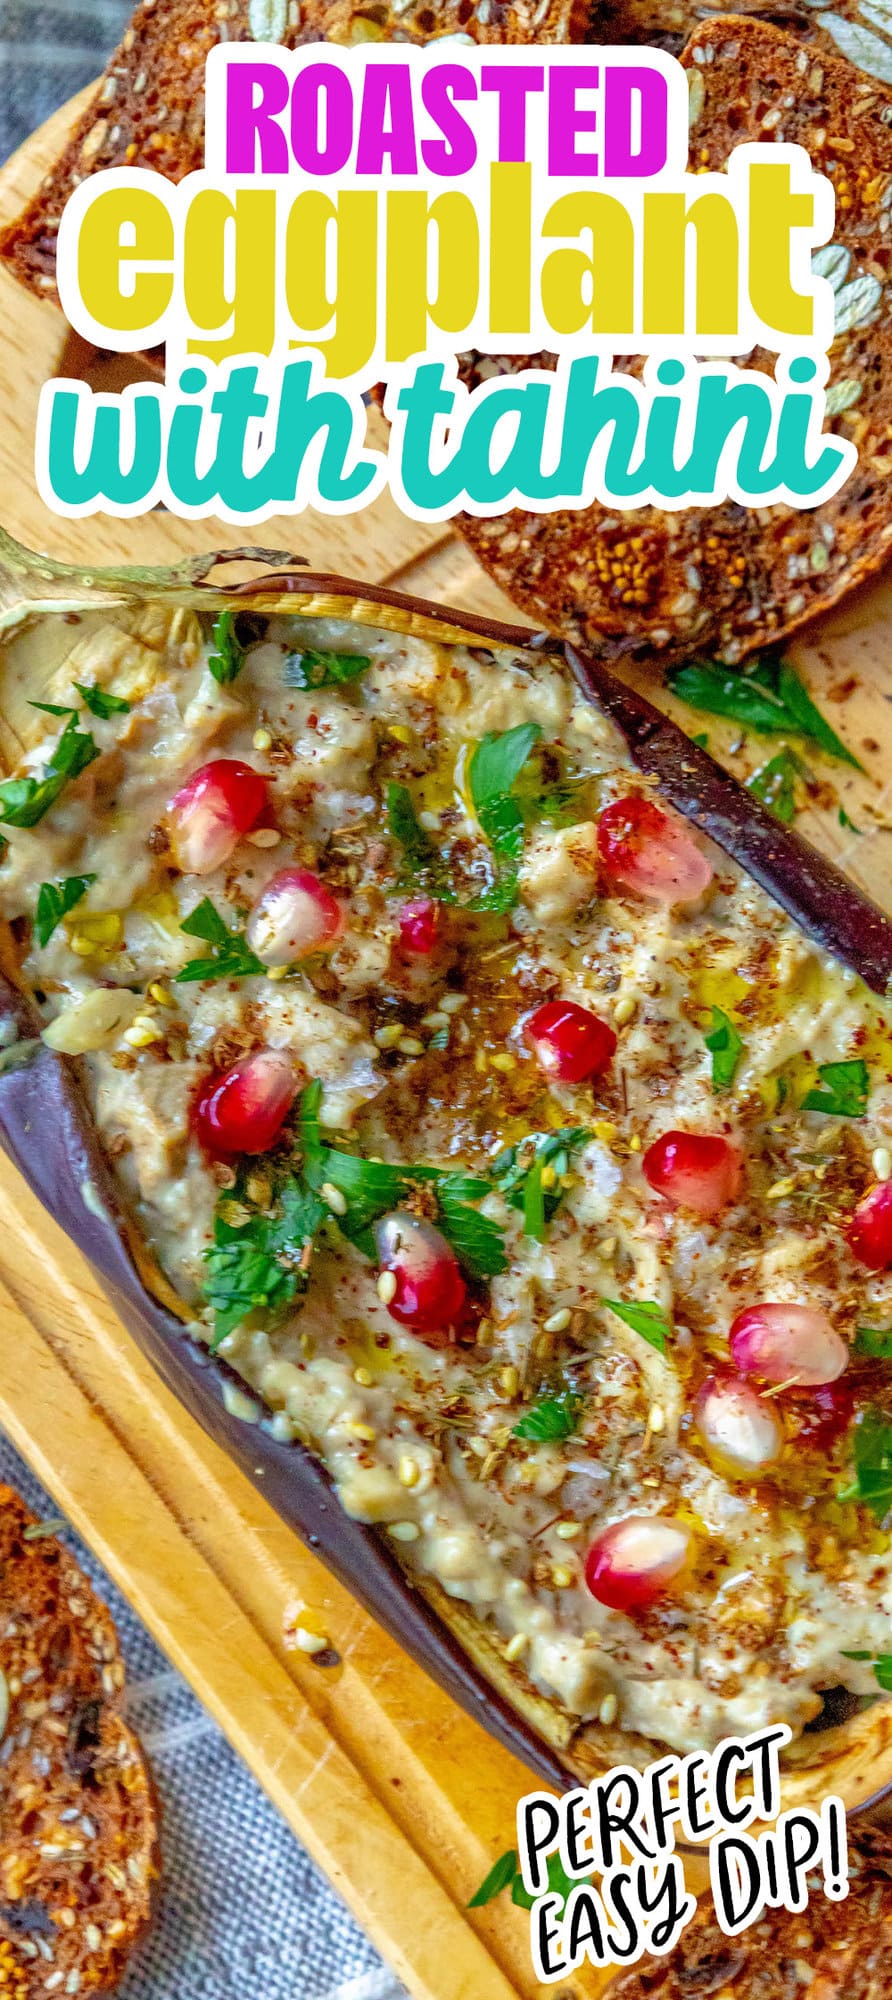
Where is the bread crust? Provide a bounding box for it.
[455,20,892,665]
[0,1488,160,1997]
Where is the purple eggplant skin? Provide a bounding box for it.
[0,571,891,1801]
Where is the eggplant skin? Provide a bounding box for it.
[2,564,892,1804]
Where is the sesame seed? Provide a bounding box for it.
[613,995,638,1026]
[397,1036,425,1056]
[499,1365,520,1397]
[551,1565,574,1589]
[628,1134,642,1153]
[252,727,272,751]
[767,1176,797,1200]
[419,810,440,832]
[374,1022,404,1049]
[266,964,291,980]
[147,982,172,1006]
[353,1366,373,1387]
[377,1271,397,1305]
[648,1404,666,1434]
[490,1052,516,1072]
[321,1181,347,1216]
[388,1521,420,1542]
[345,1420,376,1442]
[440,992,467,1013]
[597,1238,617,1260]
[398,1454,420,1487]
[540,1163,557,1189]
[246,826,282,848]
[504,1632,528,1662]
[123,1019,163,1048]
[554,1519,583,1540]
[598,1692,618,1726]
[543,1308,571,1334]
[874,1147,892,1181]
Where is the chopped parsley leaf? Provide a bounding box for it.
[705,1007,744,1092]
[841,1648,892,1692]
[513,1391,581,1442]
[855,1326,892,1359]
[468,1849,589,1912]
[467,1851,520,1909]
[175,897,265,983]
[73,681,131,718]
[839,805,864,835]
[490,1127,590,1242]
[467,722,542,912]
[0,711,99,828]
[35,873,96,947]
[838,1407,892,1521]
[667,656,862,770]
[603,1297,671,1353]
[203,1172,328,1345]
[746,747,802,824]
[386,782,456,904]
[284,647,371,690]
[801,1058,869,1119]
[207,610,245,686]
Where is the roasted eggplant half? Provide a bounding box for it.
[1,530,892,1808]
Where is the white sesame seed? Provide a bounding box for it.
[613,994,638,1026]
[648,1404,666,1434]
[374,1023,404,1049]
[246,826,281,848]
[543,1308,571,1334]
[397,1036,425,1056]
[554,1519,583,1540]
[598,1692,618,1727]
[551,1565,574,1589]
[388,1521,420,1542]
[377,1270,397,1305]
[252,727,272,751]
[353,1366,373,1387]
[418,810,440,832]
[504,1632,528,1662]
[440,992,467,1013]
[874,1147,892,1182]
[320,1181,347,1216]
[295,1627,328,1655]
[398,1454,420,1487]
[421,1011,449,1031]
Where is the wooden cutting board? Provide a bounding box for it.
[1,83,892,2000]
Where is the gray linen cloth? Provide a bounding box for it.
[0,5,411,1992]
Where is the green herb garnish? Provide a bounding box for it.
[468,1850,521,1909]
[175,898,265,983]
[467,722,542,912]
[284,647,371,690]
[386,782,456,903]
[838,1407,892,1520]
[468,1849,588,1912]
[668,656,862,770]
[839,806,864,835]
[842,1650,892,1692]
[490,1127,590,1242]
[801,1058,869,1118]
[35,873,96,947]
[513,1390,581,1442]
[705,1007,744,1092]
[0,711,99,829]
[73,681,131,718]
[855,1327,892,1359]
[207,610,245,686]
[746,747,802,824]
[203,1175,327,1345]
[603,1298,671,1353]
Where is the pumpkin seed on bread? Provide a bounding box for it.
[456,18,892,665]
[0,0,590,313]
[0,1487,159,1996]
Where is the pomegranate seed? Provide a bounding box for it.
[167,759,267,875]
[397,898,440,957]
[730,1303,848,1388]
[524,1000,617,1084]
[597,795,713,905]
[245,868,343,967]
[193,1047,296,1157]
[694,1372,782,1477]
[642,1130,742,1218]
[374,1212,466,1343]
[790,1380,857,1452]
[584,1516,691,1613]
[848,1181,892,1271]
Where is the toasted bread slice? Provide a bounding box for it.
[0,1487,159,1997]
[608,1823,892,1998]
[589,0,892,92]
[0,0,589,310]
[456,18,892,665]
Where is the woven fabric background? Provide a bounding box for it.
[0,8,409,1994]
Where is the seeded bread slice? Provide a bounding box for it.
[0,0,590,311]
[455,18,892,665]
[608,1822,892,1998]
[0,1487,159,1997]
[588,0,892,93]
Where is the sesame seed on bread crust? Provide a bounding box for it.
[608,1823,892,1999]
[454,19,892,665]
[0,1487,159,1998]
[0,0,591,310]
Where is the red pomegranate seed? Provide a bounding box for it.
[193,1048,296,1157]
[397,898,440,957]
[730,1303,848,1387]
[790,1380,857,1452]
[694,1372,782,1477]
[245,868,343,967]
[597,795,713,905]
[524,1000,617,1084]
[642,1130,742,1218]
[584,1516,691,1613]
[167,759,267,875]
[848,1181,892,1271]
[374,1212,466,1343]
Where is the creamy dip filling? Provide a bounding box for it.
[2,599,892,1754]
